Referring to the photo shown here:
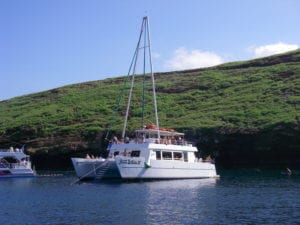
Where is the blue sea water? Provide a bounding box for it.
[1,170,300,225]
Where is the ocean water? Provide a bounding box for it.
[1,170,300,225]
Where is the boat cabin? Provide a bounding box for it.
[107,126,201,164]
[0,148,31,169]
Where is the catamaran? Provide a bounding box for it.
[72,16,218,180]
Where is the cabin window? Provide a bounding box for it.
[183,152,188,162]
[131,150,140,157]
[114,151,119,156]
[162,151,172,160]
[3,157,18,163]
[156,151,161,160]
[173,152,183,160]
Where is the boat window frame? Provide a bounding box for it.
[173,152,183,160]
[155,151,161,160]
[162,151,172,160]
[131,150,140,157]
[183,152,188,162]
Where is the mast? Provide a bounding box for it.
[122,16,160,139]
[145,16,160,139]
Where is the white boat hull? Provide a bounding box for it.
[0,169,36,178]
[71,158,120,180]
[115,157,217,179]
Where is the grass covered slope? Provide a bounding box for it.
[0,49,299,169]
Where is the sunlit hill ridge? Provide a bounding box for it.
[0,49,299,170]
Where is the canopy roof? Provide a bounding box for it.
[135,128,184,137]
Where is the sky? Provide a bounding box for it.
[0,0,299,100]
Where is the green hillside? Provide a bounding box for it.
[1,49,300,169]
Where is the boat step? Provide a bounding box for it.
[95,161,110,179]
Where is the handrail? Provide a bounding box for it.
[0,159,10,168]
[0,161,30,169]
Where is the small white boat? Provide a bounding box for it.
[72,16,218,180]
[0,147,36,178]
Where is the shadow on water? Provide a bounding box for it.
[74,177,219,187]
[219,168,300,178]
[215,168,300,190]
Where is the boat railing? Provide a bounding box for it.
[0,162,30,169]
[126,137,190,146]
[0,162,9,168]
[0,148,23,152]
[0,149,14,152]
[0,161,10,168]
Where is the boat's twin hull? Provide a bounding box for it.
[71,158,120,180]
[72,157,217,180]
[115,157,217,179]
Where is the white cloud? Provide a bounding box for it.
[152,52,161,59]
[250,42,299,58]
[165,47,224,70]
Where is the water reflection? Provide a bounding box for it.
[143,179,217,225]
[0,177,35,188]
[2,173,300,225]
[143,178,217,190]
